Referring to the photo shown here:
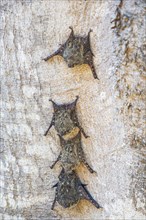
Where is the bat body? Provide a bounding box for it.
[44,96,88,138]
[50,131,95,173]
[51,169,101,209]
[43,27,99,79]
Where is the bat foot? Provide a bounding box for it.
[91,169,96,174]
[84,134,90,139]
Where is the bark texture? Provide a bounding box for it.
[1,0,146,219]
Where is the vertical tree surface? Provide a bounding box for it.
[1,0,145,219]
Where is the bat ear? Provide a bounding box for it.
[87,29,93,43]
[69,26,74,38]
[49,99,56,106]
[75,95,79,103]
[65,26,75,47]
[49,99,60,110]
[88,29,93,35]
[73,95,79,107]
[68,96,79,110]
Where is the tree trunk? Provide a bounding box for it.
[1,0,145,219]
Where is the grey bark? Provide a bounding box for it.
[0,0,145,219]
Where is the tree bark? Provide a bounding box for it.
[1,0,145,219]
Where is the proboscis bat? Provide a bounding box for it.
[50,131,95,173]
[51,169,101,209]
[43,27,99,79]
[44,96,88,138]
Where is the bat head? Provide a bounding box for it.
[63,27,91,67]
[50,96,79,136]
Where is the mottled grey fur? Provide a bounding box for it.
[43,27,99,79]
[50,131,95,173]
[51,169,101,209]
[44,96,88,138]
